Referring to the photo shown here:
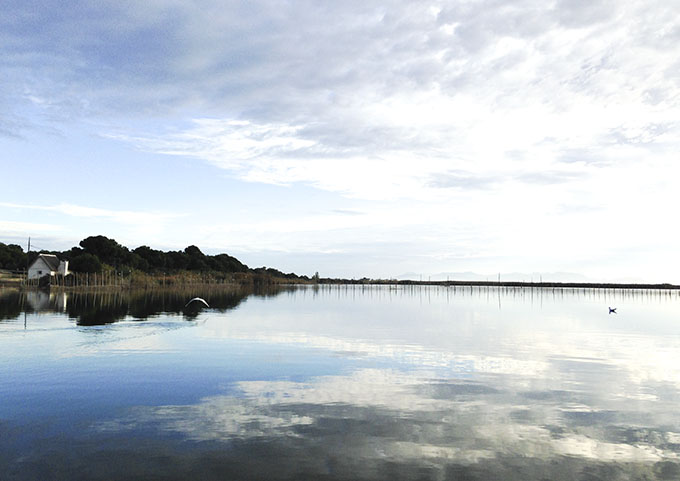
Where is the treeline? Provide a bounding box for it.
[0,236,311,282]
[0,242,25,271]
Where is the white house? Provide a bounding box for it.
[26,290,69,312]
[28,254,69,280]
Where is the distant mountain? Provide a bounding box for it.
[396,271,593,283]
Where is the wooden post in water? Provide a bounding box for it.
[25,237,31,285]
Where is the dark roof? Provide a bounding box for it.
[34,254,61,271]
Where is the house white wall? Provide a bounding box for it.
[58,260,69,276]
[28,257,55,279]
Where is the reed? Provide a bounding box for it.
[18,268,313,292]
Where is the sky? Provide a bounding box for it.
[1,0,679,283]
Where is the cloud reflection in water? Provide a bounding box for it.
[5,286,680,480]
[97,361,680,478]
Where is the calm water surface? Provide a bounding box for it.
[1,285,680,480]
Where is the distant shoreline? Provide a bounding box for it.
[318,279,680,290]
[3,276,680,292]
[5,238,677,292]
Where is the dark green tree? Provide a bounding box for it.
[6,234,303,280]
[69,253,102,273]
[184,245,208,271]
[128,253,149,271]
[0,243,26,270]
[133,245,165,271]
[184,245,203,257]
[209,253,249,273]
[79,235,129,267]
[166,250,189,270]
[60,246,83,261]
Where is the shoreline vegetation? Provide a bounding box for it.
[1,235,679,291]
[0,235,314,290]
[3,276,680,291]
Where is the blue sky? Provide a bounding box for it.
[1,0,679,282]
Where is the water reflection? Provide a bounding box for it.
[1,285,680,480]
[0,285,291,325]
[0,289,23,321]
[80,366,680,479]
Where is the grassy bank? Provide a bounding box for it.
[0,269,23,288]
[15,268,314,291]
[6,268,680,292]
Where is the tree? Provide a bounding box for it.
[166,250,189,270]
[208,253,248,273]
[79,235,129,267]
[70,253,102,273]
[128,253,149,272]
[6,235,304,280]
[61,246,83,260]
[133,245,165,271]
[0,243,26,271]
[184,245,204,258]
[184,245,208,271]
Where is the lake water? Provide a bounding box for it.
[1,285,680,480]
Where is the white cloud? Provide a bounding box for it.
[0,201,181,226]
[0,202,184,248]
[103,0,680,211]
[0,220,64,235]
[3,0,680,280]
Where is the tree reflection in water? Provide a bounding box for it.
[0,285,291,325]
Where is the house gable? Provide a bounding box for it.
[37,254,60,271]
[28,254,67,279]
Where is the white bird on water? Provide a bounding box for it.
[185,297,210,308]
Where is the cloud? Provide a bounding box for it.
[5,0,678,125]
[5,0,679,167]
[3,0,680,280]
[515,170,585,185]
[107,119,317,170]
[0,220,64,235]
[0,201,181,225]
[0,117,26,138]
[430,169,585,189]
[90,0,679,203]
[429,170,503,190]
[331,209,364,216]
[553,0,618,28]
[607,121,680,146]
[0,203,183,248]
